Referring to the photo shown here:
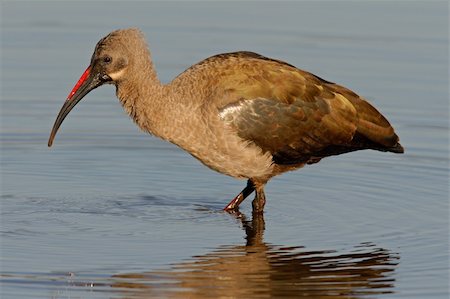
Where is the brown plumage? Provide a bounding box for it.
[48,28,404,213]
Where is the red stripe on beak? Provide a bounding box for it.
[67,66,91,100]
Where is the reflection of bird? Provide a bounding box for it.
[48,28,403,213]
[111,212,398,298]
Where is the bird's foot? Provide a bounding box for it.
[223,179,255,212]
[223,193,243,213]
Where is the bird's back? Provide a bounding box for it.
[171,51,403,169]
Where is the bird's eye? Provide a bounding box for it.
[103,56,112,64]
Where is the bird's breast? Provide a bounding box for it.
[169,109,274,180]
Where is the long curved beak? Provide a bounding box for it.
[48,66,107,147]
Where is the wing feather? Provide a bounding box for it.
[191,52,403,163]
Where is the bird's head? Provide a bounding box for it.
[48,28,146,147]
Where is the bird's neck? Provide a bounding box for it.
[115,61,185,141]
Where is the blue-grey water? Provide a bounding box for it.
[1,1,448,298]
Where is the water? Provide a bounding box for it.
[1,1,448,298]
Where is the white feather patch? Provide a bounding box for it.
[219,102,244,120]
[108,69,126,80]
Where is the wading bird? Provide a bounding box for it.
[48,28,403,213]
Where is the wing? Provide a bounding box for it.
[219,90,359,165]
[212,52,402,164]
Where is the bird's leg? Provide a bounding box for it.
[223,179,255,212]
[252,182,266,214]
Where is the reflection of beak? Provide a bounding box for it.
[48,66,111,147]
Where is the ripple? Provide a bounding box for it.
[1,213,399,299]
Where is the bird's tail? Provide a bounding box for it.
[385,142,404,154]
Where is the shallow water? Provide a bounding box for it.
[1,1,448,299]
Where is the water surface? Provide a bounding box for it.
[1,1,448,298]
